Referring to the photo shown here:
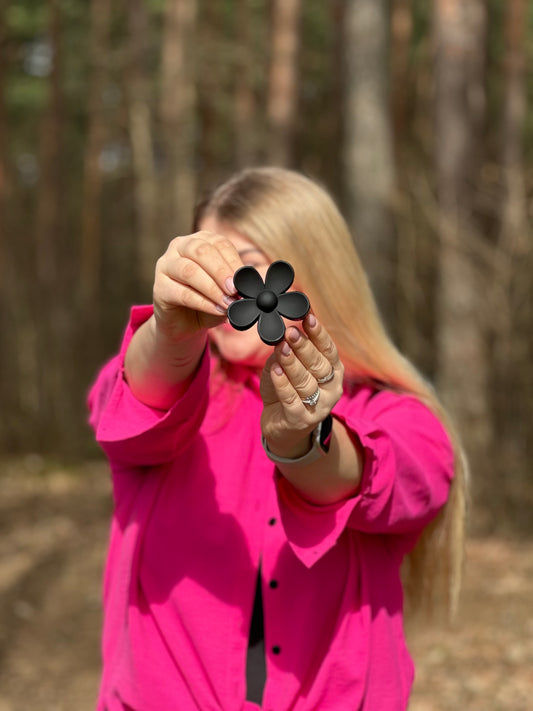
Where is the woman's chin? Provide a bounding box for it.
[210,326,271,370]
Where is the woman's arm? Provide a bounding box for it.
[260,315,363,505]
[124,315,208,410]
[124,231,241,409]
[271,414,363,506]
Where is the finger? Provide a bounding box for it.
[269,361,309,421]
[156,272,230,318]
[161,231,241,310]
[302,314,342,370]
[275,337,319,402]
[259,353,280,406]
[161,255,237,313]
[204,232,243,281]
[178,232,242,294]
[283,326,334,384]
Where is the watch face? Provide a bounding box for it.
[319,414,333,453]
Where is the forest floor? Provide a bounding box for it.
[0,457,532,711]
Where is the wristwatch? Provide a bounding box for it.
[262,414,333,465]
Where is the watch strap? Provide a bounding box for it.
[262,414,333,465]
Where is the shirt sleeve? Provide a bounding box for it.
[87,305,210,467]
[275,388,455,568]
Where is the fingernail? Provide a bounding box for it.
[288,328,300,343]
[223,294,237,306]
[215,304,227,314]
[225,277,236,294]
[281,342,291,356]
[273,363,283,376]
[307,314,317,328]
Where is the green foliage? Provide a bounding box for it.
[6,74,47,113]
[6,2,48,37]
[410,0,431,67]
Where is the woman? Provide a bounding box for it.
[88,167,467,711]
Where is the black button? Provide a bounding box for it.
[272,645,281,655]
[269,580,278,589]
[268,518,277,526]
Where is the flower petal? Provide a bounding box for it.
[227,298,261,331]
[265,261,294,295]
[257,311,286,345]
[277,291,310,321]
[233,266,264,298]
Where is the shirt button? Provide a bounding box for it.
[268,517,277,526]
[272,645,281,655]
[269,580,278,589]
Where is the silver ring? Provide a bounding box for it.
[316,367,335,385]
[301,387,320,407]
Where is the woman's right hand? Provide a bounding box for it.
[153,231,242,342]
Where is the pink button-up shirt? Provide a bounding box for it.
[88,306,454,711]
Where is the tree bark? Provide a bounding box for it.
[127,0,158,294]
[433,0,491,507]
[79,0,111,309]
[0,0,9,299]
[234,0,258,168]
[391,0,413,143]
[343,0,397,330]
[159,0,198,240]
[266,0,302,166]
[75,0,113,436]
[500,0,527,248]
[196,1,221,191]
[33,0,66,446]
[0,0,14,445]
[492,0,531,522]
[36,0,63,292]
[327,0,346,200]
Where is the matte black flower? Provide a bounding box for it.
[227,260,310,345]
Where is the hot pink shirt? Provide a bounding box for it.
[88,306,454,711]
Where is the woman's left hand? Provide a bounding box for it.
[260,314,344,459]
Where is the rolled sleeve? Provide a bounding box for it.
[275,389,454,568]
[87,305,210,467]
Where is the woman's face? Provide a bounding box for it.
[199,215,273,370]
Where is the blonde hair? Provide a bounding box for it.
[195,166,467,619]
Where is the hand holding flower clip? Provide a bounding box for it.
[227,260,310,345]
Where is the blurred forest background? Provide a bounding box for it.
[2,0,532,531]
[1,1,533,709]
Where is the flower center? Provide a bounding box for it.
[256,289,278,313]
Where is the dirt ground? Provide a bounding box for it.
[0,457,532,711]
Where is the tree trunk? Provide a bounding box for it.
[391,0,413,143]
[196,1,221,191]
[79,0,111,309]
[0,1,14,446]
[159,0,198,241]
[36,1,62,292]
[0,4,8,288]
[494,0,528,355]
[234,0,258,169]
[266,0,302,166]
[327,0,346,199]
[127,0,158,294]
[492,0,531,525]
[433,0,491,520]
[343,0,397,331]
[500,0,527,248]
[34,0,67,447]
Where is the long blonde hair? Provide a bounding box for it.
[195,166,467,619]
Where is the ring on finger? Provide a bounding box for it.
[301,387,320,407]
[316,367,335,385]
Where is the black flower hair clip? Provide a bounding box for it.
[227,260,310,345]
